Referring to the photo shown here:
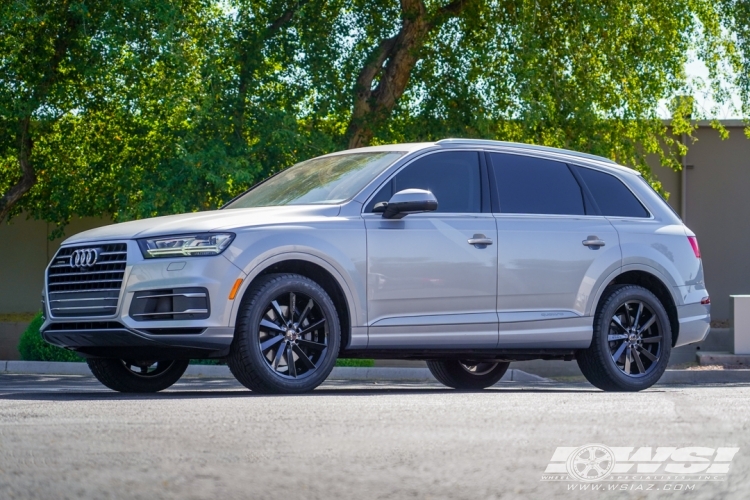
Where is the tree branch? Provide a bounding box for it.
[234,0,310,142]
[347,0,473,148]
[267,0,310,36]
[437,0,468,19]
[0,8,80,223]
[0,118,34,223]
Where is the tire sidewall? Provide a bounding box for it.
[235,275,341,392]
[594,287,672,391]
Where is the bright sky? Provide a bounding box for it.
[658,59,744,120]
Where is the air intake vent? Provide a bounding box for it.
[46,243,127,318]
[45,321,125,331]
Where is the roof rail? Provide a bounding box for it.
[436,138,618,164]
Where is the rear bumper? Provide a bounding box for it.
[674,302,711,348]
[41,323,233,359]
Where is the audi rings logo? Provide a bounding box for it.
[70,248,100,268]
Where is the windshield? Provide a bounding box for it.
[225,152,404,209]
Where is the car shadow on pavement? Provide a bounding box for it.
[0,383,611,402]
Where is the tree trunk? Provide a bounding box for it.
[0,118,34,223]
[346,0,470,149]
[0,9,79,223]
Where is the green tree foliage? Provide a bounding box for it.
[1,0,748,230]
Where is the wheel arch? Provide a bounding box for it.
[595,268,680,347]
[231,255,354,352]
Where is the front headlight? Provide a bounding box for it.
[137,233,235,258]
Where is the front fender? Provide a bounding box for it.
[223,222,367,330]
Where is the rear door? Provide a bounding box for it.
[487,152,621,348]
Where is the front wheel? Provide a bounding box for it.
[577,284,672,392]
[427,360,510,389]
[228,273,341,394]
[86,359,189,393]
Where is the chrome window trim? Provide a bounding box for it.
[479,147,655,221]
[435,138,619,165]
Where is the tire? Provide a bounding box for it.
[86,358,189,393]
[577,284,672,392]
[426,360,510,389]
[228,273,341,394]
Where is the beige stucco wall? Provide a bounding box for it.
[0,123,748,321]
[669,124,750,321]
[0,215,110,314]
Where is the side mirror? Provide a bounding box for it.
[372,189,438,219]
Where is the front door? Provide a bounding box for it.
[364,151,498,348]
[487,152,622,348]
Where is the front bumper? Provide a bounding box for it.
[41,240,246,358]
[42,324,234,359]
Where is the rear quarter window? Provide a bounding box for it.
[575,166,650,218]
[489,153,585,215]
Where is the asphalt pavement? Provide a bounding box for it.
[1,374,749,499]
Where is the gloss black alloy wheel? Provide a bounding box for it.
[229,273,341,394]
[459,361,500,376]
[427,359,511,389]
[577,284,672,392]
[607,300,662,377]
[87,358,189,392]
[121,360,178,377]
[257,290,329,380]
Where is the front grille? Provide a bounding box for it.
[47,243,127,318]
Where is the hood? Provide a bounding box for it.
[63,205,342,245]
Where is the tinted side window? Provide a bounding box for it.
[489,153,585,215]
[576,166,649,218]
[368,151,481,213]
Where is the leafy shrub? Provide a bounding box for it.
[335,358,374,367]
[18,312,83,362]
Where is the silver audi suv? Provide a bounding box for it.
[41,139,710,393]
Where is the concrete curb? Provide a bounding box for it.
[324,367,548,383]
[0,361,547,383]
[4,361,750,384]
[3,360,91,375]
[696,351,750,367]
[657,369,750,385]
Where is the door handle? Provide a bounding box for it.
[468,234,493,246]
[582,235,606,247]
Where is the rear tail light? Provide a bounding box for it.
[701,297,711,305]
[688,236,701,258]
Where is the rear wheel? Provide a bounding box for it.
[577,284,672,391]
[86,358,189,393]
[426,360,510,389]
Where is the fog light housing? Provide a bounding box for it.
[129,287,210,321]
